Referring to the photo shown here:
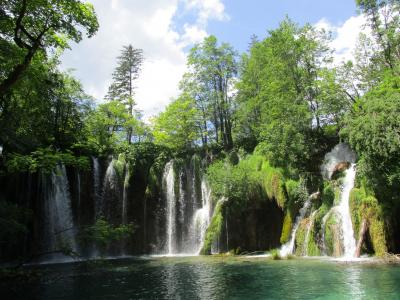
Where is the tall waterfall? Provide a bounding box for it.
[41,164,77,258]
[337,164,357,258]
[122,166,130,225]
[280,197,312,257]
[190,179,212,254]
[161,159,212,256]
[163,161,176,255]
[321,144,357,258]
[92,157,101,217]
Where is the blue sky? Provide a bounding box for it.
[205,0,358,52]
[61,0,363,118]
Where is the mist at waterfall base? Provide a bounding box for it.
[4,257,400,299]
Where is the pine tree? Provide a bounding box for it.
[107,45,143,143]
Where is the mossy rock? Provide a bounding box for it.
[350,187,388,257]
[280,211,293,244]
[200,200,225,255]
[294,220,307,256]
[324,212,343,257]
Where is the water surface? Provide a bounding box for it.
[2,256,400,299]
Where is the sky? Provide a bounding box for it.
[61,0,364,119]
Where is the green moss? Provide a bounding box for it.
[262,161,287,208]
[322,182,335,207]
[294,220,307,256]
[280,211,293,244]
[113,154,127,179]
[200,200,225,255]
[305,222,320,256]
[269,249,281,260]
[324,213,339,256]
[349,187,388,257]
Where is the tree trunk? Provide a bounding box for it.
[0,48,37,100]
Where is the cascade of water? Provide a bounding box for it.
[321,143,357,179]
[337,164,357,258]
[92,157,101,217]
[163,161,176,255]
[280,197,312,257]
[321,211,331,255]
[101,159,118,219]
[190,178,212,254]
[42,164,77,258]
[303,210,317,256]
[76,170,81,211]
[122,165,129,225]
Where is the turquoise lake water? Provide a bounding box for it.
[2,256,400,299]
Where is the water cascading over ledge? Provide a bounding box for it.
[160,158,212,256]
[39,164,77,261]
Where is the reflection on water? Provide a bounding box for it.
[2,257,400,299]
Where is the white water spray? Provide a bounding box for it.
[337,164,357,258]
[190,179,212,254]
[42,164,77,259]
[163,161,176,255]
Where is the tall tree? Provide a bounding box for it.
[185,36,238,150]
[356,0,400,73]
[107,45,143,143]
[236,18,344,174]
[0,0,99,102]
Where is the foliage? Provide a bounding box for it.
[80,218,136,255]
[0,0,99,99]
[106,45,144,144]
[280,212,293,244]
[152,94,201,151]
[269,249,281,260]
[6,148,90,173]
[235,18,345,175]
[200,199,225,255]
[350,186,388,256]
[0,201,32,246]
[183,35,238,150]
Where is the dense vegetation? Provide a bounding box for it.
[1,0,400,260]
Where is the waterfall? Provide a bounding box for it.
[320,144,357,258]
[163,161,176,255]
[303,210,317,256]
[92,157,101,217]
[42,164,77,259]
[280,197,312,257]
[190,179,212,254]
[321,143,357,179]
[161,159,212,256]
[122,165,129,225]
[337,164,357,258]
[76,170,81,211]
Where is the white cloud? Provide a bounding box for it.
[61,0,228,119]
[316,15,369,65]
[183,0,229,25]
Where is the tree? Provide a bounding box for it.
[236,18,343,174]
[152,93,200,151]
[356,0,400,73]
[185,36,238,150]
[0,0,99,101]
[107,45,144,144]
